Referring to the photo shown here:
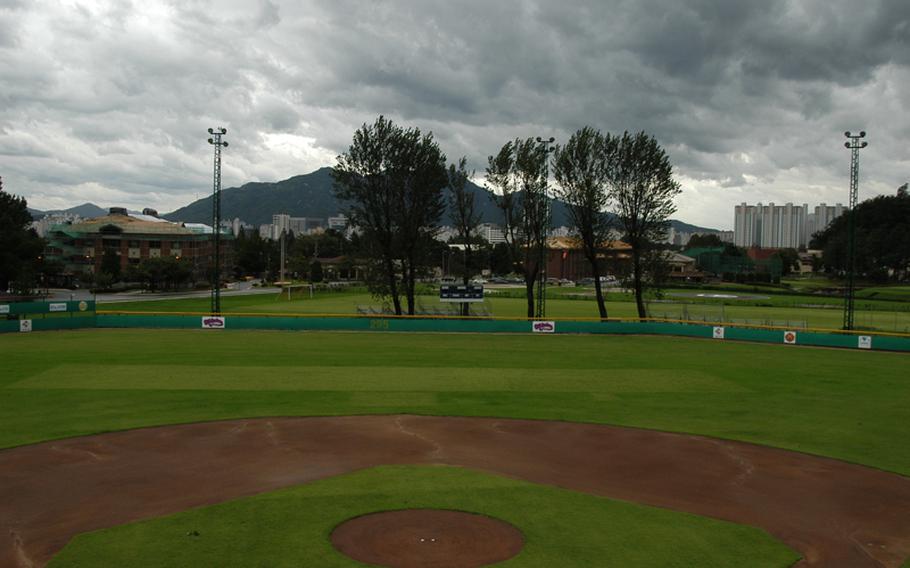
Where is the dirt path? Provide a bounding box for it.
[1,416,909,567]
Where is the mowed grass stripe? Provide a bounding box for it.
[49,466,800,568]
[13,365,740,392]
[2,329,908,477]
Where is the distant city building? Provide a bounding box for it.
[288,217,325,235]
[478,223,506,244]
[31,213,84,237]
[436,226,459,243]
[261,214,328,239]
[271,214,291,240]
[327,215,348,230]
[808,203,845,239]
[733,202,844,249]
[230,217,253,237]
[664,227,731,247]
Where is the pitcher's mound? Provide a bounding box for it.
[330,509,524,568]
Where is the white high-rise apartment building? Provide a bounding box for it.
[271,214,291,240]
[734,202,844,249]
[478,223,506,244]
[807,203,845,239]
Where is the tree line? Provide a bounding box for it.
[812,189,910,282]
[332,116,682,318]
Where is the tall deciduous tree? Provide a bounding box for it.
[552,126,613,318]
[811,191,910,282]
[486,142,521,274]
[606,131,681,319]
[333,116,448,315]
[0,184,44,294]
[447,157,481,315]
[486,138,550,318]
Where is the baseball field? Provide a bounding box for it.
[2,328,910,567]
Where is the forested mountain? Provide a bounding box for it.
[164,167,718,233]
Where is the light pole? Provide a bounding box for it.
[534,136,556,319]
[207,127,228,314]
[842,130,867,331]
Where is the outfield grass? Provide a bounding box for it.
[3,329,909,477]
[49,465,799,568]
[857,286,910,302]
[100,290,910,331]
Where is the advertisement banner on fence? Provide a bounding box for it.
[19,319,32,333]
[0,305,9,314]
[201,316,226,329]
[48,303,67,312]
[858,335,872,349]
[783,330,798,345]
[532,321,556,333]
[712,326,725,339]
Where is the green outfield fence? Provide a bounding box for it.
[2,301,910,352]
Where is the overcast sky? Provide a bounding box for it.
[1,0,908,229]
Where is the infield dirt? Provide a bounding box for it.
[1,415,909,567]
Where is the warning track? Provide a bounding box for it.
[1,415,909,567]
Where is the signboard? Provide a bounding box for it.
[532,321,556,333]
[19,319,32,333]
[0,305,8,314]
[78,301,88,312]
[712,326,725,340]
[201,316,226,329]
[858,335,872,350]
[783,330,797,345]
[440,284,484,303]
[48,303,67,312]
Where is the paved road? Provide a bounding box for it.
[40,281,281,304]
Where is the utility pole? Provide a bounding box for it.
[279,229,286,283]
[534,136,556,319]
[207,127,228,314]
[842,130,867,331]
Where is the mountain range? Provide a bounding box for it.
[163,167,719,233]
[29,203,109,220]
[29,167,719,233]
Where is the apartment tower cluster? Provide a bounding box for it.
[733,202,844,249]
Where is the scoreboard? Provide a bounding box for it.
[439,284,484,302]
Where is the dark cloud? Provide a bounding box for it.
[0,0,907,227]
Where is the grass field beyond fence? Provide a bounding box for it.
[99,287,910,333]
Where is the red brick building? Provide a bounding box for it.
[45,208,231,281]
[544,237,632,281]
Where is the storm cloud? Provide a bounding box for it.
[1,0,908,228]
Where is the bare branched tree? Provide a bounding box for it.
[447,157,481,315]
[486,138,550,317]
